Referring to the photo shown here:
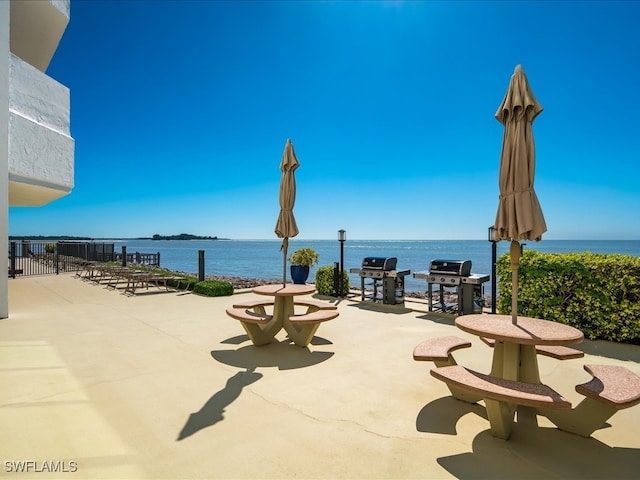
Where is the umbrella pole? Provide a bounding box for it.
[282,238,288,287]
[510,240,521,324]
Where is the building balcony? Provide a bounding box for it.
[10,0,70,73]
[9,53,74,206]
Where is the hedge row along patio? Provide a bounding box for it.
[496,250,640,344]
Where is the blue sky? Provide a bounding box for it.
[9,1,640,240]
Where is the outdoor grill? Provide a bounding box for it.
[413,259,489,315]
[350,257,410,305]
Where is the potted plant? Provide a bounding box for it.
[288,247,319,284]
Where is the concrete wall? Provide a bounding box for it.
[1,2,9,318]
[2,0,73,318]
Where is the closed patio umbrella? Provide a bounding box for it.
[275,139,300,287]
[493,64,547,323]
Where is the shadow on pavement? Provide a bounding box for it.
[437,426,640,479]
[177,368,263,441]
[211,340,334,371]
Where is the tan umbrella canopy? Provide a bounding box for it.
[274,139,300,286]
[493,64,547,323]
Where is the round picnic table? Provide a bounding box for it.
[252,283,316,326]
[455,314,584,383]
[431,314,636,441]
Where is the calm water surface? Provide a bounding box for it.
[114,239,640,294]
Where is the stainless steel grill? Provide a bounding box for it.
[350,257,410,305]
[414,259,489,315]
[429,259,472,276]
[358,257,397,278]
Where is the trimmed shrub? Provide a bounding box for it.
[192,280,234,297]
[497,250,640,343]
[315,265,350,296]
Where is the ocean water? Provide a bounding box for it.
[114,239,640,294]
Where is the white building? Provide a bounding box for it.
[1,0,74,318]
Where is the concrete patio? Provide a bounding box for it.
[2,273,640,479]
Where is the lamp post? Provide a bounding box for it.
[338,229,346,297]
[488,226,497,314]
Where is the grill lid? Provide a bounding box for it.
[429,259,472,276]
[361,257,397,271]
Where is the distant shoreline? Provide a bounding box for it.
[8,235,229,241]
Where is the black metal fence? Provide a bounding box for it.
[7,241,160,278]
[114,252,161,266]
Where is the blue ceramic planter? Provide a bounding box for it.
[290,265,310,284]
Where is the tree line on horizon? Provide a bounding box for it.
[152,234,219,241]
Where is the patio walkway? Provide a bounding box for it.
[2,273,639,479]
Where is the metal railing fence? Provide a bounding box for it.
[8,241,160,278]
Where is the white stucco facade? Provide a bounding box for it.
[9,52,74,205]
[1,0,74,318]
[1,2,10,319]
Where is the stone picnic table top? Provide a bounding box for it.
[252,284,316,297]
[455,314,584,347]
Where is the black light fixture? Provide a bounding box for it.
[488,226,497,314]
[338,230,346,297]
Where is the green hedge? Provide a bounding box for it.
[315,265,350,296]
[496,250,640,343]
[192,280,234,297]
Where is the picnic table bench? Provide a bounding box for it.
[226,307,274,325]
[542,364,640,437]
[413,336,471,367]
[415,334,640,439]
[285,309,339,347]
[413,336,481,403]
[431,364,571,439]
